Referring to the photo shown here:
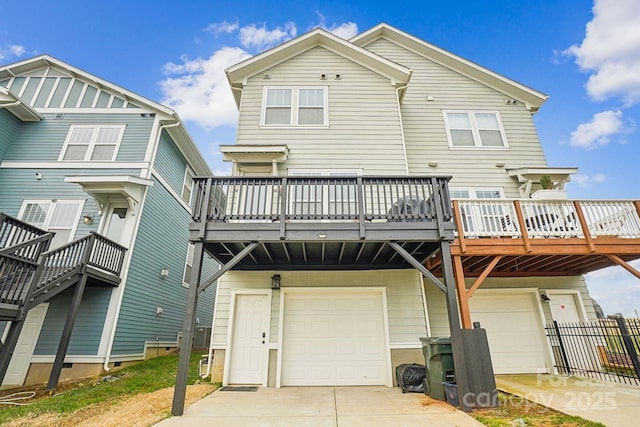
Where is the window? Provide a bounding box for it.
[449,188,505,235]
[288,169,361,216]
[443,111,507,148]
[59,125,125,161]
[182,243,194,287]
[263,87,327,126]
[19,200,84,248]
[182,167,194,204]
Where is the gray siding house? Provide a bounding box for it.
[172,24,640,404]
[0,56,216,388]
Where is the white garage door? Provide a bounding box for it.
[469,292,547,374]
[281,289,388,386]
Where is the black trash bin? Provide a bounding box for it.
[420,337,455,401]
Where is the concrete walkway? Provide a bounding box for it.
[156,386,483,426]
[496,374,640,427]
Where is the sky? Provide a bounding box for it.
[1,0,639,317]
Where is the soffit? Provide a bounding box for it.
[0,86,42,121]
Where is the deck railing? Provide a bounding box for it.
[1,231,127,306]
[454,199,640,239]
[0,213,49,248]
[192,176,453,224]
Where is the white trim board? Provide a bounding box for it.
[0,161,149,169]
[151,168,192,214]
[223,289,272,387]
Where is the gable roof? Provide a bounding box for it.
[0,55,210,175]
[226,28,413,107]
[351,24,548,112]
[0,55,175,114]
[0,86,42,121]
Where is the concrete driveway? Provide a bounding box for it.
[156,386,483,426]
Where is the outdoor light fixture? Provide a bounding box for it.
[82,215,93,225]
[539,290,551,302]
[35,172,43,180]
[428,161,438,167]
[160,267,169,278]
[318,233,327,239]
[271,274,281,290]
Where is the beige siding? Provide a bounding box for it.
[425,276,597,336]
[236,46,407,175]
[364,37,548,197]
[212,270,427,345]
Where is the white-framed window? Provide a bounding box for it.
[18,200,85,248]
[443,111,508,148]
[288,169,362,216]
[59,125,125,161]
[182,243,194,288]
[182,167,195,204]
[449,187,506,235]
[449,188,504,200]
[262,87,328,126]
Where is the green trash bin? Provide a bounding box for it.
[420,337,455,401]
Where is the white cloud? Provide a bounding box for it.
[0,44,26,60]
[326,22,359,39]
[565,0,640,104]
[204,20,239,36]
[569,110,625,149]
[239,22,297,51]
[159,47,251,128]
[572,173,606,188]
[310,13,359,39]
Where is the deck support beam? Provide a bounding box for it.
[172,241,205,417]
[47,274,88,390]
[607,255,640,280]
[172,241,259,416]
[388,242,446,293]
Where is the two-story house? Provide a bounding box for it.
[0,55,217,389]
[171,24,640,414]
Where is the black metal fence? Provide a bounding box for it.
[545,317,640,386]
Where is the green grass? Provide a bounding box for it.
[0,353,205,423]
[473,392,606,427]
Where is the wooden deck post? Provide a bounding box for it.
[452,200,466,254]
[47,274,88,390]
[172,241,205,416]
[513,200,531,253]
[573,201,596,253]
[453,255,472,329]
[440,241,473,412]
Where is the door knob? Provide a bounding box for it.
[262,332,266,338]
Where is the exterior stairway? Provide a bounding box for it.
[0,213,126,389]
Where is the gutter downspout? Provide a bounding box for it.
[0,101,22,109]
[102,120,181,372]
[202,86,242,378]
[395,83,410,175]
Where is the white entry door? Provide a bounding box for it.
[2,303,49,387]
[227,293,269,385]
[549,294,583,323]
[549,293,600,371]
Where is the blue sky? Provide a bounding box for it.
[1,0,639,316]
